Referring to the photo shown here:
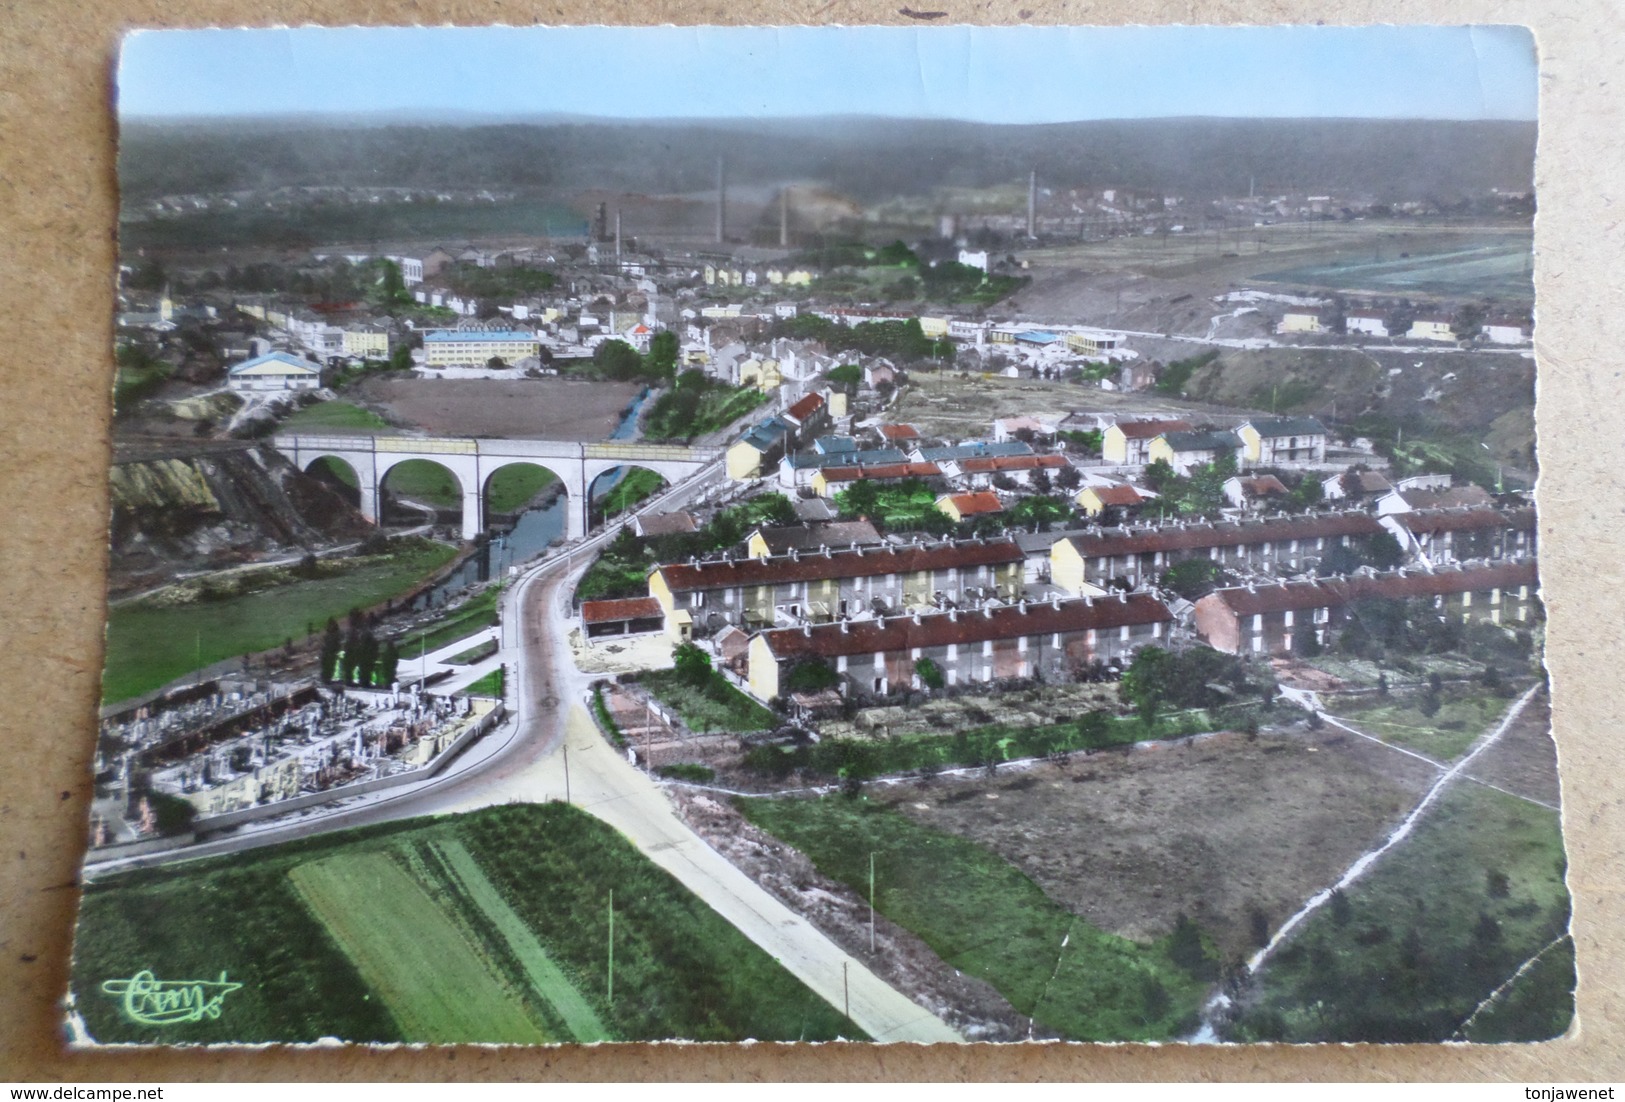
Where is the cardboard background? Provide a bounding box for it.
[2,2,1620,1081]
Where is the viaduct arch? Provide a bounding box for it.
[275,433,719,542]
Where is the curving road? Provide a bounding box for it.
[88,461,961,1044]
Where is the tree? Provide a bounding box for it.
[834,478,882,520]
[1144,459,1179,493]
[1168,912,1218,980]
[147,791,198,836]
[1160,559,1223,600]
[827,363,862,390]
[672,642,713,688]
[784,658,839,693]
[320,618,342,682]
[1055,465,1082,492]
[353,631,380,687]
[914,656,945,691]
[378,259,409,307]
[378,641,400,686]
[646,330,679,381]
[593,339,646,381]
[1075,710,1112,749]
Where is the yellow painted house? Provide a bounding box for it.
[747,633,784,701]
[1278,310,1324,333]
[1075,484,1147,516]
[918,316,951,338]
[738,357,783,392]
[1046,540,1112,597]
[342,327,390,358]
[1407,316,1457,342]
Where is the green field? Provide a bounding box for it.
[288,851,551,1043]
[641,668,777,734]
[742,704,1256,781]
[738,796,1213,1041]
[446,638,498,665]
[1256,242,1533,299]
[280,399,391,432]
[597,467,665,518]
[1231,782,1573,1042]
[102,540,459,704]
[383,458,463,507]
[1324,686,1522,761]
[460,666,505,698]
[73,803,857,1044]
[427,839,609,1041]
[398,585,501,656]
[487,464,560,513]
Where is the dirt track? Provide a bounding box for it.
[354,377,645,439]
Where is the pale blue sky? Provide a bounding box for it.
[119,24,1537,123]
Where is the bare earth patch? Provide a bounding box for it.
[353,377,645,439]
[1462,691,1559,808]
[876,726,1438,961]
[666,787,1032,1042]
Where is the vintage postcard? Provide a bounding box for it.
[70,23,1564,1046]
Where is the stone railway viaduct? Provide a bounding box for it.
[271,433,720,541]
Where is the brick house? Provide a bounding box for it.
[747,593,1174,700]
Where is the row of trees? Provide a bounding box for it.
[319,612,402,688]
[770,314,953,365]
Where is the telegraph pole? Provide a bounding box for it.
[869,851,876,953]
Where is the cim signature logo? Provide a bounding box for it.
[100,969,243,1026]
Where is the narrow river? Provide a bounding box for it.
[414,387,650,604]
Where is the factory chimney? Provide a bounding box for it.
[716,158,727,244]
[779,187,790,248]
[1027,169,1037,238]
[615,208,623,262]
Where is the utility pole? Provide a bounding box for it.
[608,889,614,1005]
[869,851,876,953]
[563,737,572,804]
[843,961,850,1026]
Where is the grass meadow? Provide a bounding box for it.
[737,795,1214,1041]
[1230,782,1573,1042]
[73,803,855,1044]
[102,540,459,704]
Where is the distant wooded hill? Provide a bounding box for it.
[119,115,1536,203]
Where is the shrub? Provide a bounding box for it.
[656,763,716,784]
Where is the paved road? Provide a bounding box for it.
[89,460,961,1043]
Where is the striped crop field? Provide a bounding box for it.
[287,851,552,1043]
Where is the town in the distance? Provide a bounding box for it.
[78,110,1562,1049]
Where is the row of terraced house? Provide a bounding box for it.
[581,500,1539,704]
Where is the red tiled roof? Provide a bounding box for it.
[654,537,1025,593]
[1394,506,1536,536]
[944,491,1004,516]
[1061,511,1384,557]
[784,392,827,422]
[1238,475,1289,496]
[957,454,1071,474]
[582,596,664,624]
[1197,559,1538,616]
[635,511,700,536]
[1088,485,1146,506]
[1113,419,1193,440]
[820,462,942,484]
[878,423,920,440]
[762,594,1173,661]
